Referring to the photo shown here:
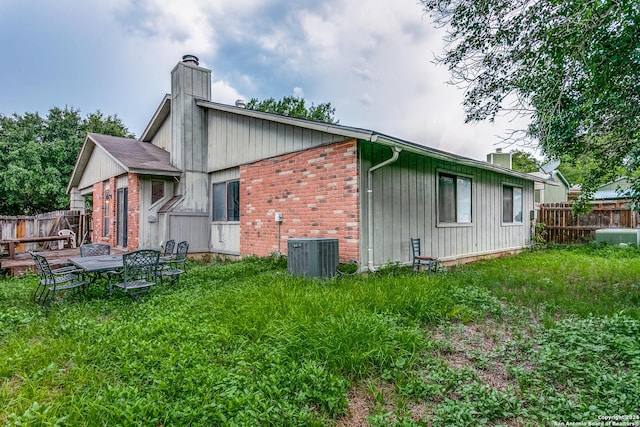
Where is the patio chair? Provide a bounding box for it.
[159,240,188,283]
[410,238,439,274]
[111,249,160,299]
[80,243,111,257]
[80,243,118,285]
[160,239,175,262]
[30,251,89,306]
[57,229,77,249]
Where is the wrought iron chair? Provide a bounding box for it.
[80,243,117,286]
[159,241,188,283]
[111,249,160,299]
[80,243,111,257]
[30,251,89,306]
[410,238,439,274]
[160,239,176,262]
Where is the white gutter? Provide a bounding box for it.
[367,146,402,272]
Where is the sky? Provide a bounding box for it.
[0,0,531,161]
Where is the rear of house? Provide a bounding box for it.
[68,55,542,270]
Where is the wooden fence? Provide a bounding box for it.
[538,202,640,244]
[0,210,92,255]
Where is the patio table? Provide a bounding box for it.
[69,254,124,273]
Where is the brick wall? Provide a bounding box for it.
[126,173,140,251]
[240,139,359,262]
[90,174,140,250]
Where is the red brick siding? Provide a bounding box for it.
[240,139,359,262]
[126,173,140,251]
[90,174,140,250]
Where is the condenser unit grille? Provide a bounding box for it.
[287,238,339,279]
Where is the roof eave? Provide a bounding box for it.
[140,94,171,142]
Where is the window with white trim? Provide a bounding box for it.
[212,180,240,221]
[503,185,523,223]
[438,173,472,224]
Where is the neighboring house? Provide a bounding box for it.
[592,178,636,203]
[530,170,570,205]
[67,55,548,270]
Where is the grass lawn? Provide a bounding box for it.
[1,244,639,426]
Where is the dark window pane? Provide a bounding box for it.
[227,180,240,221]
[439,174,455,223]
[151,181,164,204]
[503,186,514,223]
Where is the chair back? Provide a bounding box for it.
[175,241,189,261]
[122,249,160,283]
[30,251,54,283]
[410,238,421,257]
[80,243,111,257]
[58,229,77,248]
[163,239,176,257]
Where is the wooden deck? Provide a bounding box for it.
[1,247,127,276]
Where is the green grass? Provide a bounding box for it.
[1,245,640,426]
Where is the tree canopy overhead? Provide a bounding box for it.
[246,96,338,124]
[0,107,133,215]
[421,0,640,209]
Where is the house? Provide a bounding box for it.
[67,55,549,270]
[592,178,636,204]
[485,150,569,206]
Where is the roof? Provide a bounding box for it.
[194,99,553,184]
[67,133,181,192]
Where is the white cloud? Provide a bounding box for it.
[0,0,531,159]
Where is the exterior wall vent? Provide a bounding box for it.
[287,238,339,279]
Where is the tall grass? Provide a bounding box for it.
[1,246,639,425]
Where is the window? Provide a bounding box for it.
[103,187,111,237]
[151,180,164,204]
[438,173,472,224]
[503,185,523,223]
[212,180,240,221]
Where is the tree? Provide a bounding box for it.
[421,0,640,211]
[511,150,539,173]
[246,96,338,124]
[0,107,132,215]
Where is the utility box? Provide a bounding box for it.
[287,238,339,279]
[595,228,640,245]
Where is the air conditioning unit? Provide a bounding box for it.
[287,238,339,279]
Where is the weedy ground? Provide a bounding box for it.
[1,243,639,426]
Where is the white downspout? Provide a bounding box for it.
[367,145,402,272]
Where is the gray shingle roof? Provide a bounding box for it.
[88,133,181,175]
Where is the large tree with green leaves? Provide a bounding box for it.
[0,107,133,215]
[246,96,338,124]
[421,0,640,210]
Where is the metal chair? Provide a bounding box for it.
[159,241,188,283]
[162,239,175,257]
[30,251,89,306]
[410,238,439,274]
[111,249,160,299]
[80,243,111,257]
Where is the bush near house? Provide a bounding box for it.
[1,246,639,426]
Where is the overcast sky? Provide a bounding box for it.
[0,0,531,161]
